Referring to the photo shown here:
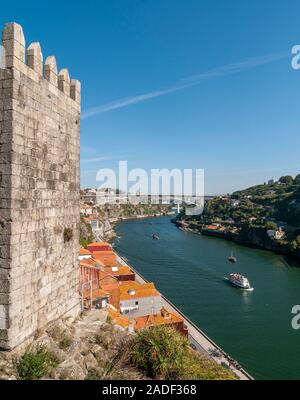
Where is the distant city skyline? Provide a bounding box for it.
[2,1,300,194]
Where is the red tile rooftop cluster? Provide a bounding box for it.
[79,242,188,335]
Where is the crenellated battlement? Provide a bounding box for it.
[1,22,81,104]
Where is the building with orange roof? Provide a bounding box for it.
[83,216,99,230]
[119,281,162,319]
[103,265,135,282]
[79,247,92,261]
[80,258,97,268]
[87,242,112,253]
[82,288,110,309]
[93,251,117,267]
[134,307,188,336]
[80,205,93,216]
[99,272,118,287]
[93,258,105,268]
[98,272,120,310]
[107,307,130,329]
[101,283,120,310]
[80,259,100,288]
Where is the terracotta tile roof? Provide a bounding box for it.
[83,288,109,299]
[134,307,183,331]
[93,250,115,256]
[119,281,160,301]
[98,270,110,279]
[207,225,220,230]
[206,225,226,232]
[79,247,92,256]
[108,308,130,328]
[93,252,117,267]
[88,242,112,248]
[83,216,98,222]
[104,265,135,276]
[80,258,97,269]
[101,283,120,292]
[94,258,105,267]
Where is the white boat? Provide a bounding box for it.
[229,273,253,290]
[228,251,237,263]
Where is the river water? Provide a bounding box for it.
[113,216,300,380]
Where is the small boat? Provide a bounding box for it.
[228,273,253,290]
[152,233,159,240]
[228,251,237,263]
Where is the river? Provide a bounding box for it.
[113,215,300,380]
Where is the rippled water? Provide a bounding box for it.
[113,216,300,380]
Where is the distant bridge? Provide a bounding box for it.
[171,196,214,216]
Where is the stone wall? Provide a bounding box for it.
[0,22,81,350]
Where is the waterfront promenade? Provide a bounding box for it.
[117,253,253,381]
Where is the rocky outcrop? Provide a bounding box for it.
[0,309,147,380]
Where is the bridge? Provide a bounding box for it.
[171,196,210,216]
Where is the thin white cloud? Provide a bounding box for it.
[82,84,193,119]
[82,51,289,119]
[184,51,288,82]
[81,155,125,163]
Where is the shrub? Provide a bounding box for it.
[85,369,103,380]
[80,237,88,249]
[130,326,236,380]
[16,346,58,380]
[63,227,73,243]
[265,221,278,231]
[130,326,189,379]
[94,332,113,350]
[182,352,235,380]
[59,334,72,350]
[290,235,300,252]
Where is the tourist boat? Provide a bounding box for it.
[228,273,253,290]
[228,251,237,263]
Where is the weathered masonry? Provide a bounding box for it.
[0,22,81,350]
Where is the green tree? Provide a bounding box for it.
[279,176,294,185]
[294,174,300,185]
[265,221,278,231]
[290,235,300,252]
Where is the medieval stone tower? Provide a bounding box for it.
[0,22,81,350]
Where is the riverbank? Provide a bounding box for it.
[180,179,300,263]
[173,217,300,266]
[106,211,175,241]
[80,202,175,243]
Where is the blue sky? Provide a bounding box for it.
[1,0,300,194]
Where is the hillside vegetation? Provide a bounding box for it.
[179,174,300,259]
